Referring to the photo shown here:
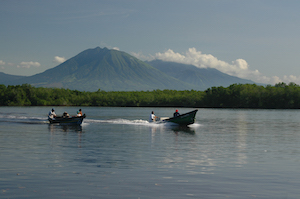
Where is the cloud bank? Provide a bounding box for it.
[153,48,265,82]
[133,48,298,85]
[17,61,41,68]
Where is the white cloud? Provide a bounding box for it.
[53,56,66,64]
[17,61,41,68]
[154,48,241,71]
[280,75,300,84]
[0,60,5,65]
[146,47,300,85]
[131,51,154,61]
[112,47,120,51]
[153,48,261,79]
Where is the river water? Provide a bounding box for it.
[1,107,300,198]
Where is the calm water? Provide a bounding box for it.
[1,107,300,198]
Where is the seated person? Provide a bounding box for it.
[173,109,180,117]
[77,111,82,117]
[62,111,70,118]
[48,108,56,119]
[149,111,158,122]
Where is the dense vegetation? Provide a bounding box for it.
[1,82,300,109]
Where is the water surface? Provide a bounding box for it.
[1,107,300,198]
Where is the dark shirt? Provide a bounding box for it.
[173,112,180,117]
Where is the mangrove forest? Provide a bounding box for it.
[1,82,300,109]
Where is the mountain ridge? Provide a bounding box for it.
[0,47,255,91]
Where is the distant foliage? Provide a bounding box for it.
[1,83,300,108]
[204,82,300,108]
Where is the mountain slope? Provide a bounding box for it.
[147,60,255,90]
[0,72,24,84]
[12,47,194,91]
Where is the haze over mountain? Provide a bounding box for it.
[1,47,255,91]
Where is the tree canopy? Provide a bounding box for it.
[1,83,300,109]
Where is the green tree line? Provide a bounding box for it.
[1,82,300,108]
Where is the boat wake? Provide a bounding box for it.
[84,118,155,126]
[0,114,49,124]
[84,118,201,128]
[0,114,201,128]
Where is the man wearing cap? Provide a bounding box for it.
[48,108,56,119]
[173,109,180,117]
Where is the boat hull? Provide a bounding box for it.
[162,110,198,126]
[48,114,86,125]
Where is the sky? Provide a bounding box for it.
[1,0,300,85]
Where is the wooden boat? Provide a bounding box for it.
[161,110,198,126]
[48,114,86,125]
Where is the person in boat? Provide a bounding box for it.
[48,108,56,119]
[79,109,83,116]
[173,109,180,117]
[149,111,158,122]
[76,111,81,117]
[62,111,70,118]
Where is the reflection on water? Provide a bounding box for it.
[235,111,248,166]
[171,126,196,135]
[48,124,83,133]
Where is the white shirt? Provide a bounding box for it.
[149,113,155,122]
[48,111,56,119]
